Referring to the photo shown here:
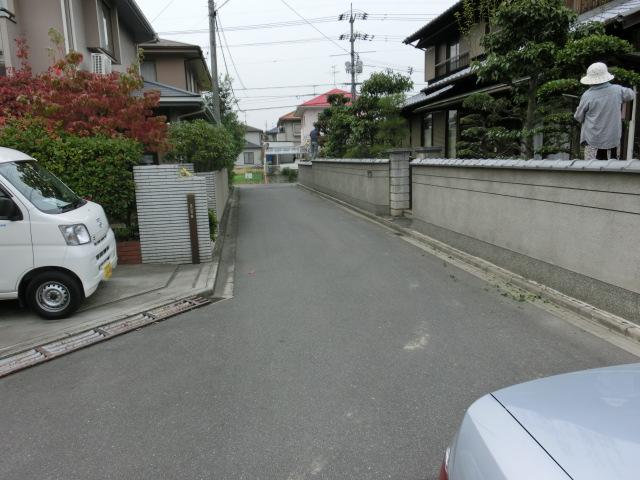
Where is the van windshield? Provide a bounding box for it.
[0,160,84,214]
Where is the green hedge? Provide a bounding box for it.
[0,120,142,225]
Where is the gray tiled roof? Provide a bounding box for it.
[578,0,640,23]
[404,85,454,108]
[139,38,198,48]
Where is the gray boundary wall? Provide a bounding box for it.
[200,168,229,227]
[411,158,640,321]
[134,165,213,264]
[298,159,390,216]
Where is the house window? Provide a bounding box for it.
[446,110,458,158]
[293,124,301,136]
[244,152,255,165]
[99,1,114,54]
[422,113,433,147]
[434,38,470,78]
[140,61,157,82]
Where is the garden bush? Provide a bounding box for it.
[165,120,239,173]
[0,119,142,225]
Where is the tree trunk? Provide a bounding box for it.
[525,75,538,159]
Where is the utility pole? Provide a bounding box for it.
[349,4,356,100]
[208,0,221,124]
[339,5,371,101]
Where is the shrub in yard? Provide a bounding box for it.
[165,120,239,173]
[208,209,218,241]
[0,32,167,152]
[0,118,143,225]
[281,167,298,183]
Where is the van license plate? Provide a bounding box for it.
[103,263,113,280]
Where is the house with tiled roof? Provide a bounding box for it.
[139,38,213,124]
[402,0,640,158]
[295,89,352,143]
[236,125,264,167]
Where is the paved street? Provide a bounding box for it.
[0,184,636,480]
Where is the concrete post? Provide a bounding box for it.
[388,149,412,217]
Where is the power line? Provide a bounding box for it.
[234,83,337,91]
[217,15,247,90]
[215,17,242,112]
[155,14,439,35]
[279,0,350,54]
[217,0,233,10]
[241,104,301,111]
[151,0,177,22]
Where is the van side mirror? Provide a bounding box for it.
[0,197,22,221]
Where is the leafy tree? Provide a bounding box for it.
[476,0,576,158]
[165,119,238,172]
[537,21,635,157]
[203,74,246,176]
[0,31,167,152]
[466,0,637,158]
[317,71,413,158]
[457,93,521,158]
[315,94,353,158]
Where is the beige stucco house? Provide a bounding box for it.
[139,38,213,123]
[0,0,155,75]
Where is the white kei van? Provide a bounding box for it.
[0,147,117,319]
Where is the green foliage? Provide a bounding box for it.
[233,169,264,184]
[317,71,413,158]
[555,34,632,76]
[281,167,298,183]
[458,93,521,158]
[455,0,500,35]
[466,0,637,159]
[0,118,142,224]
[208,209,217,241]
[166,119,239,173]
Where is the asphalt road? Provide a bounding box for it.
[0,184,636,480]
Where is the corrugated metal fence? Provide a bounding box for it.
[134,165,228,264]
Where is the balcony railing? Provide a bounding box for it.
[435,52,470,78]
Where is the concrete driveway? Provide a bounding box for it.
[0,262,216,358]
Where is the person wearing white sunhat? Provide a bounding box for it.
[574,62,635,160]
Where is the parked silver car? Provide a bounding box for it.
[439,363,640,480]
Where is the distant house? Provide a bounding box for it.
[264,111,303,165]
[277,111,302,144]
[296,89,352,143]
[0,0,155,75]
[139,38,213,123]
[401,0,640,158]
[236,125,263,167]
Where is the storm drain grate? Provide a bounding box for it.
[0,296,211,378]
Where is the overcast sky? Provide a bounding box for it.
[135,0,458,129]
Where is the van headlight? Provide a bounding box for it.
[59,224,91,245]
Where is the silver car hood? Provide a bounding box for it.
[493,363,640,480]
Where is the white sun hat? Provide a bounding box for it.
[581,62,615,85]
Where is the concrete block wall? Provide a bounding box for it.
[298,159,390,216]
[389,150,411,216]
[410,159,640,321]
[134,165,213,265]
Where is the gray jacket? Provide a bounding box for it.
[574,83,635,149]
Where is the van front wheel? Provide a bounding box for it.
[27,271,83,320]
